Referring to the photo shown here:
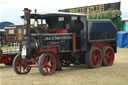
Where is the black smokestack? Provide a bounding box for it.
[23,8,31,37]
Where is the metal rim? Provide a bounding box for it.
[91,48,102,68]
[41,54,56,75]
[104,48,114,66]
[15,56,31,74]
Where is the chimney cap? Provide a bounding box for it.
[23,8,31,13]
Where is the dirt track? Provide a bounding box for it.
[0,48,128,85]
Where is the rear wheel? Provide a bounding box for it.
[86,47,102,68]
[38,53,57,76]
[101,46,115,66]
[13,54,31,74]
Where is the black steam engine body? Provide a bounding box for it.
[13,8,117,76]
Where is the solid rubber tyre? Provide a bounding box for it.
[86,47,102,68]
[101,46,115,66]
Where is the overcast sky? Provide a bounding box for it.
[0,0,127,25]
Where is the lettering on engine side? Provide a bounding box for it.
[43,35,72,41]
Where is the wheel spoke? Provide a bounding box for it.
[93,60,96,65]
[105,51,109,59]
[94,55,97,62]
[106,51,110,57]
[46,56,48,63]
[46,66,48,73]
[42,62,47,67]
[49,56,53,62]
[106,50,111,62]
[23,68,25,73]
[18,66,21,72]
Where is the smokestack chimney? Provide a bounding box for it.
[23,8,31,37]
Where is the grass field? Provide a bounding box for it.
[0,48,128,85]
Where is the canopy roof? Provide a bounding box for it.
[21,12,86,19]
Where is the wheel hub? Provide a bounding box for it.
[47,62,52,67]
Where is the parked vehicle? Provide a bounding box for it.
[0,26,23,65]
[0,42,19,65]
[13,8,117,76]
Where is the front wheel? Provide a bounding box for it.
[13,54,31,74]
[38,53,57,76]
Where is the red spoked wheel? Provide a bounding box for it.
[101,46,115,66]
[86,47,102,68]
[38,53,57,76]
[13,54,31,74]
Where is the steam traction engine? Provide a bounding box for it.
[13,8,117,76]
